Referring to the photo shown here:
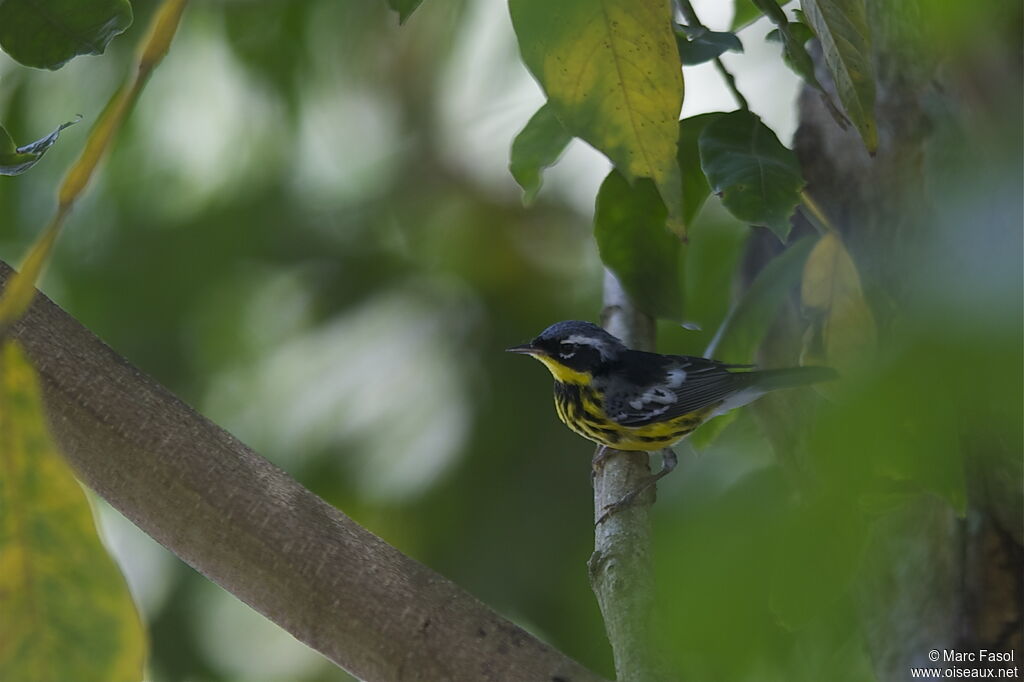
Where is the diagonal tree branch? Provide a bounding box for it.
[0,260,607,682]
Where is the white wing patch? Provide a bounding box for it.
[564,334,616,360]
[614,404,669,422]
[628,386,675,409]
[666,368,687,386]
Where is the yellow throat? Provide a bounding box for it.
[530,353,592,385]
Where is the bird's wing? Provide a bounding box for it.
[602,351,754,427]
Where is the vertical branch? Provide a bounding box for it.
[589,270,665,682]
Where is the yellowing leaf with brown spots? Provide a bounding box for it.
[0,340,146,682]
[510,0,685,233]
[800,232,876,377]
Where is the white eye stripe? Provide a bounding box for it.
[563,334,615,360]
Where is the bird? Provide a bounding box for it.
[506,320,836,522]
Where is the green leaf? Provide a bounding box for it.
[0,118,80,176]
[769,20,825,91]
[595,172,683,320]
[765,21,815,45]
[0,340,147,682]
[732,0,789,30]
[509,102,572,206]
[509,0,686,234]
[677,113,722,227]
[705,234,816,363]
[757,4,850,131]
[698,110,805,239]
[802,0,877,152]
[675,26,743,66]
[0,0,133,70]
[386,0,424,24]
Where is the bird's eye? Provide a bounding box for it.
[559,343,578,359]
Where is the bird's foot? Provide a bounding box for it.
[595,448,678,525]
[591,445,614,479]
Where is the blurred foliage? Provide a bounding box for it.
[800,231,877,378]
[0,0,1020,681]
[708,234,815,364]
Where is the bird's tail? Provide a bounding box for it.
[708,366,837,419]
[748,366,838,392]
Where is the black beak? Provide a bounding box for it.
[505,343,540,355]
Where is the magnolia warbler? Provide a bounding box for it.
[507,320,836,520]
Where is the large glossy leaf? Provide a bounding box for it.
[509,0,685,233]
[387,0,424,24]
[0,0,133,70]
[677,113,722,227]
[706,234,816,363]
[800,231,876,373]
[698,110,804,240]
[0,340,146,682]
[802,0,877,151]
[595,172,682,320]
[509,102,572,205]
[0,119,80,176]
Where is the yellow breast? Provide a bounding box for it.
[552,380,714,452]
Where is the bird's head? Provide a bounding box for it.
[506,320,626,384]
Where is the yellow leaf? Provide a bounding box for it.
[510,0,685,233]
[0,341,146,682]
[800,232,876,373]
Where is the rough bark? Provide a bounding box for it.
[1,260,608,682]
